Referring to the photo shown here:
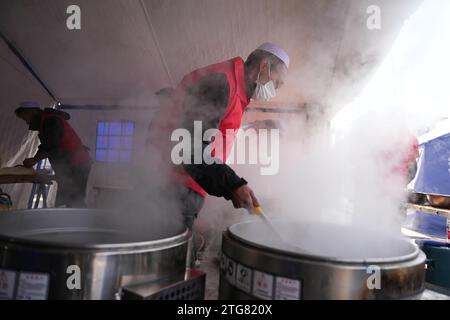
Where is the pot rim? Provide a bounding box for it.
[0,208,190,251]
[228,220,420,264]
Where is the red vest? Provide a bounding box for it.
[151,57,250,197]
[39,111,91,166]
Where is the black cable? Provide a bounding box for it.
[0,31,57,102]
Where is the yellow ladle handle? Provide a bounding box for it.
[254,206,263,215]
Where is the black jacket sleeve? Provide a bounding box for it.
[180,73,247,199]
[38,116,65,158]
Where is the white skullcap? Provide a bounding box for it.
[257,42,290,68]
[19,101,40,109]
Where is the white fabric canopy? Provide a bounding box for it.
[0,0,422,109]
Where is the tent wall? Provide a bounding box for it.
[0,0,422,111]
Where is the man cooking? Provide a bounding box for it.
[148,43,289,232]
[14,102,92,207]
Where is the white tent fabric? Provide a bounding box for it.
[0,39,53,167]
[0,0,422,108]
[3,132,39,209]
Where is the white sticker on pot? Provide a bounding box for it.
[0,269,17,299]
[225,257,236,286]
[236,264,252,293]
[253,271,273,300]
[16,272,49,300]
[275,276,301,300]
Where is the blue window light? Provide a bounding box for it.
[95,121,135,163]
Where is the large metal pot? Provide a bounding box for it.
[0,208,189,300]
[219,220,426,300]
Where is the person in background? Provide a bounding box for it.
[405,137,420,183]
[403,136,421,204]
[147,43,289,265]
[14,102,92,207]
[391,136,419,183]
[383,135,421,207]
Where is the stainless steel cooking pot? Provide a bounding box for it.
[0,208,189,300]
[219,220,426,300]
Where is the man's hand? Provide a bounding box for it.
[230,185,260,211]
[23,157,38,168]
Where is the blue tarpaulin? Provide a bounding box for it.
[413,210,448,238]
[414,131,450,196]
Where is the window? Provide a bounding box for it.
[96,121,135,163]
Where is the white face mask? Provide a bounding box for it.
[252,64,277,101]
